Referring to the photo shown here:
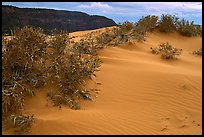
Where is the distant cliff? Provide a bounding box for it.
[2,5,118,35]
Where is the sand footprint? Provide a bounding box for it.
[179,116,188,128]
[178,116,201,129]
[160,117,171,131]
[161,125,168,131]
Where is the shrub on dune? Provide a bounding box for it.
[176,19,201,37]
[158,14,178,33]
[2,26,48,134]
[192,48,202,56]
[2,26,102,134]
[95,15,158,46]
[150,42,182,59]
[131,15,158,41]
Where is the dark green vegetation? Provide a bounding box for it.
[2,5,117,35]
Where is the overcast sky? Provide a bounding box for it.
[2,2,202,25]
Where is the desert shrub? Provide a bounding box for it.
[2,26,50,134]
[96,31,113,46]
[72,39,97,55]
[95,29,123,47]
[3,26,48,88]
[3,114,34,134]
[95,16,158,47]
[95,16,157,47]
[158,14,178,33]
[2,26,102,134]
[192,48,202,56]
[176,19,201,37]
[120,21,133,33]
[150,42,182,59]
[45,29,102,110]
[111,27,129,45]
[149,15,159,31]
[2,26,47,118]
[135,15,158,32]
[196,26,202,37]
[49,29,68,55]
[46,51,101,110]
[131,15,158,41]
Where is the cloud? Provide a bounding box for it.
[181,2,202,10]
[108,2,200,22]
[77,2,112,13]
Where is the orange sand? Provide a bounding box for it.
[3,28,202,135]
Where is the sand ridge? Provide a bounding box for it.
[6,27,201,135]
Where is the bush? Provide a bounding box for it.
[96,30,115,47]
[3,114,34,134]
[45,33,101,110]
[2,26,102,134]
[2,26,48,134]
[158,14,178,33]
[46,51,101,110]
[135,15,158,32]
[192,48,202,56]
[131,15,158,41]
[95,16,158,46]
[150,42,182,59]
[176,19,201,37]
[49,29,68,55]
[120,21,133,33]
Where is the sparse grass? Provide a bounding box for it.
[150,42,182,59]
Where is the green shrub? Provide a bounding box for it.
[176,19,201,37]
[158,14,178,33]
[150,42,182,59]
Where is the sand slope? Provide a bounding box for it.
[6,28,202,135]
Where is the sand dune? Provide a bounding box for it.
[5,28,201,135]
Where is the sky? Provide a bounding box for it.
[2,2,202,25]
